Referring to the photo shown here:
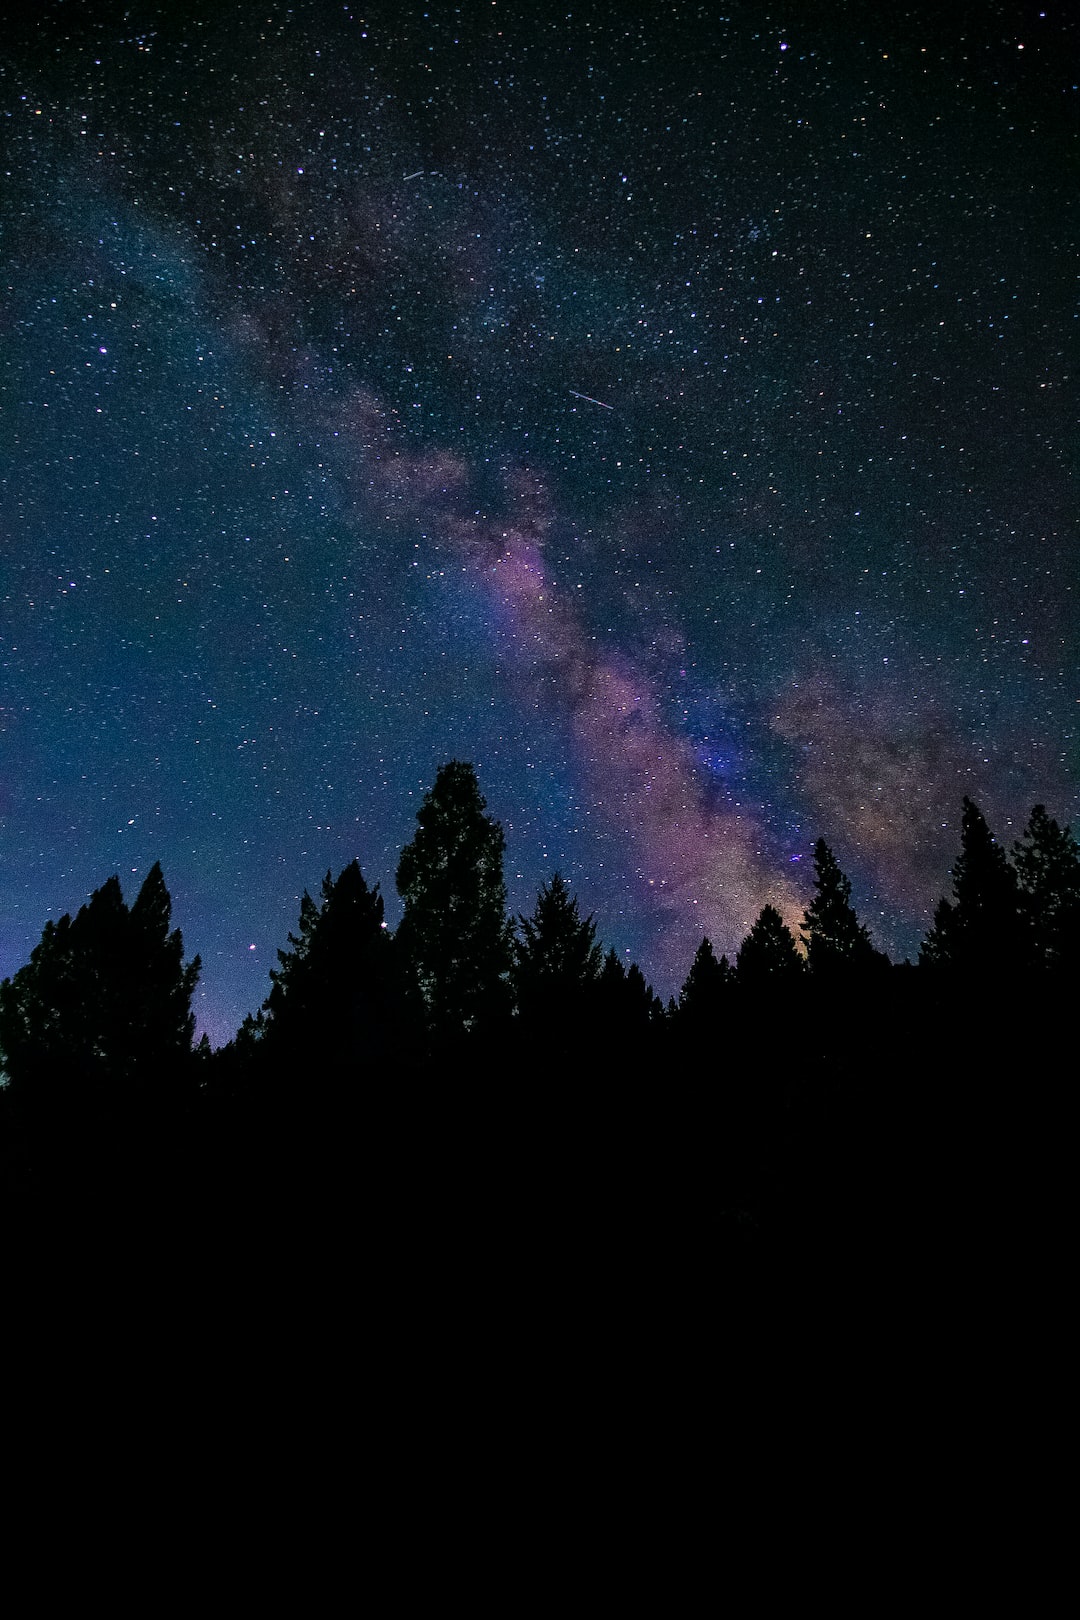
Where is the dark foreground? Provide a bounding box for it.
[3,979,1069,1306]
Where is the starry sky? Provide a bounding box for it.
[2,0,1076,1044]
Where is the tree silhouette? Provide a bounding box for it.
[0,908,91,1090]
[676,937,733,1023]
[512,873,603,1029]
[257,859,415,1071]
[5,774,1074,1268]
[596,947,629,1015]
[801,840,888,977]
[0,863,200,1095]
[572,948,663,1083]
[624,962,664,1024]
[127,861,202,1072]
[1012,804,1080,974]
[395,761,513,1041]
[735,905,804,988]
[920,798,1023,974]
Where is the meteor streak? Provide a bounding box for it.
[569,389,613,410]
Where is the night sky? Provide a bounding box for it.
[2,0,1076,1044]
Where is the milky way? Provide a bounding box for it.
[2,1,1076,1042]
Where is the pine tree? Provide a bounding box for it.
[801,840,888,976]
[677,937,733,1021]
[0,912,83,1087]
[0,864,200,1094]
[1012,804,1080,974]
[127,861,201,1071]
[624,962,665,1024]
[260,860,413,1069]
[512,873,603,1025]
[395,761,513,1040]
[586,946,663,1069]
[268,889,321,1019]
[596,947,629,1014]
[735,905,804,988]
[920,798,1023,974]
[591,947,664,1038]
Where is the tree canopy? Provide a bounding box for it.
[512,873,603,1024]
[254,859,415,1071]
[395,760,514,1041]
[1012,804,1080,975]
[2,770,1076,1282]
[735,905,804,988]
[919,798,1024,974]
[677,937,732,1022]
[801,840,888,977]
[0,862,199,1096]
[3,773,1076,1111]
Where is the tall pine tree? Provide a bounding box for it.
[127,861,202,1074]
[801,840,888,977]
[735,905,804,989]
[920,798,1023,974]
[676,937,733,1023]
[512,873,603,1027]
[257,860,415,1072]
[1012,804,1080,974]
[0,863,199,1095]
[395,762,513,1041]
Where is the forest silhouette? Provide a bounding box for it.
[2,762,1076,1276]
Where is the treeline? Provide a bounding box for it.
[1,762,1077,1266]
